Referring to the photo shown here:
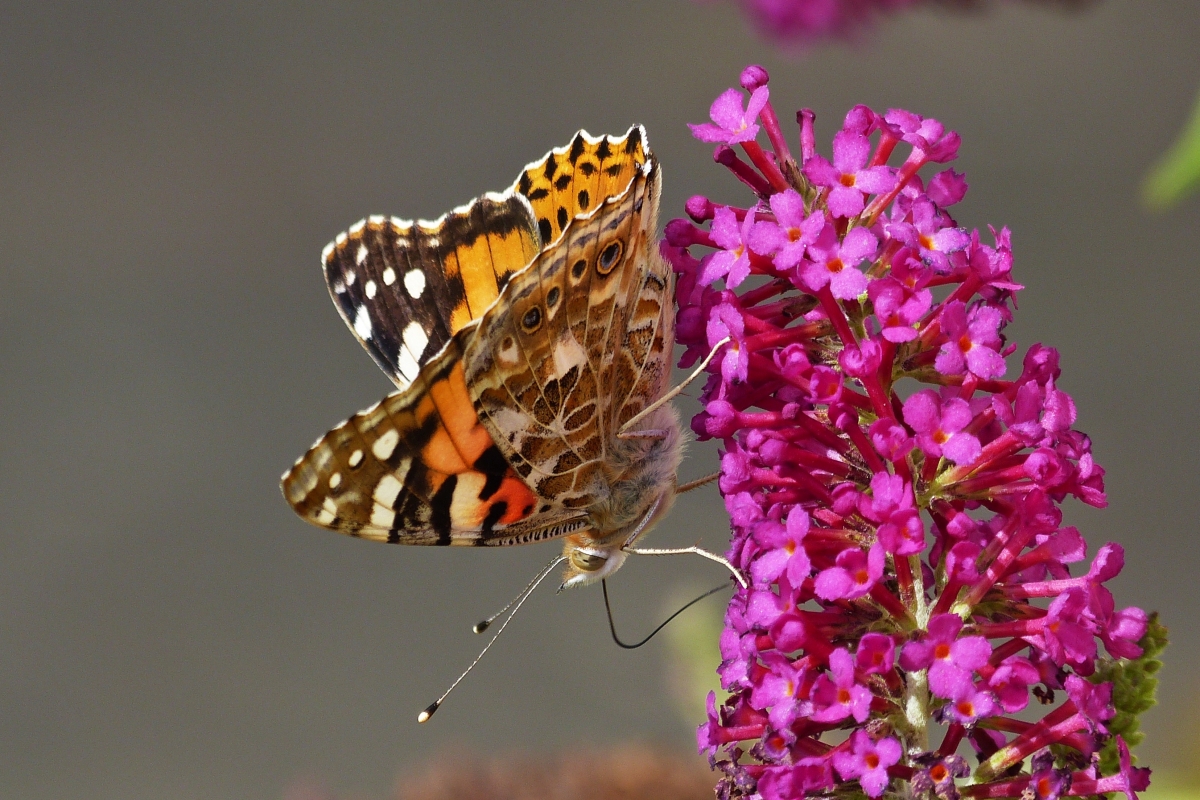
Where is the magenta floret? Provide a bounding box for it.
[671,67,1152,800]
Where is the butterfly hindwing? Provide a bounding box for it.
[282,338,587,545]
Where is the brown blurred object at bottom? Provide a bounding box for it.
[396,747,716,800]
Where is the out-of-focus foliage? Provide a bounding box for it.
[1143,91,1200,210]
[663,585,727,722]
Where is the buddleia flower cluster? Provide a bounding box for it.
[664,65,1161,800]
[708,0,1094,44]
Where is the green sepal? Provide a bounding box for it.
[1091,612,1168,775]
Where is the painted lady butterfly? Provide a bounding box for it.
[281,126,688,590]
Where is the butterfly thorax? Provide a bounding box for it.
[558,404,683,588]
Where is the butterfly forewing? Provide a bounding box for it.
[322,196,541,390]
[514,126,649,250]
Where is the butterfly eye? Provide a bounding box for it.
[522,306,542,331]
[596,241,623,275]
[570,549,608,572]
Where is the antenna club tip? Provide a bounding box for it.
[473,620,490,634]
[417,701,439,723]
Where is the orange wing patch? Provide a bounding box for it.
[513,125,648,250]
[282,341,539,544]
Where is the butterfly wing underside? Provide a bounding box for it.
[462,149,675,519]
[284,126,670,547]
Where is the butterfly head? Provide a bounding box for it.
[558,406,683,590]
[560,543,630,588]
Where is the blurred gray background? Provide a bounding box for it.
[2,1,1198,798]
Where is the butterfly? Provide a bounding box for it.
[281,126,688,589]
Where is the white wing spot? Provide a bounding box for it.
[354,305,372,340]
[356,244,369,265]
[335,232,348,246]
[365,279,377,299]
[397,346,420,382]
[382,267,396,286]
[373,474,404,508]
[403,321,429,362]
[372,428,400,461]
[315,506,336,525]
[348,219,367,235]
[370,504,396,529]
[368,214,385,224]
[551,337,588,379]
[329,472,342,490]
[404,269,426,299]
[321,242,335,262]
[344,270,356,285]
[449,473,488,527]
[332,280,346,294]
[348,449,364,468]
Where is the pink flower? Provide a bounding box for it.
[808,647,871,723]
[935,300,1007,380]
[860,472,925,555]
[689,86,770,145]
[903,390,982,466]
[832,731,902,797]
[900,613,992,700]
[801,222,876,299]
[750,189,824,270]
[702,206,757,288]
[804,126,897,218]
[750,507,813,587]
[814,542,884,600]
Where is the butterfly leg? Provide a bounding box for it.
[676,472,720,493]
[617,429,670,441]
[624,544,748,588]
[617,336,731,437]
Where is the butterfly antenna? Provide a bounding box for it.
[418,555,566,723]
[602,579,730,649]
[472,555,569,634]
